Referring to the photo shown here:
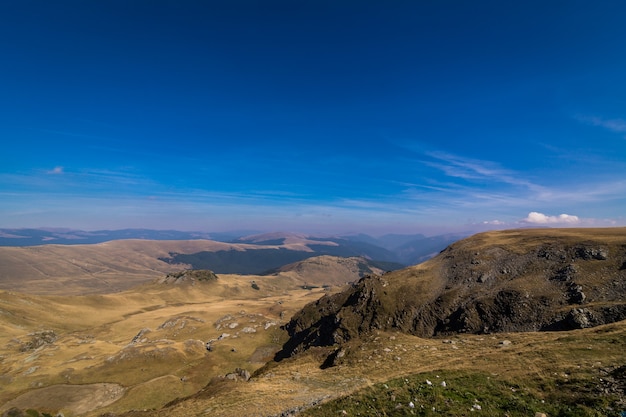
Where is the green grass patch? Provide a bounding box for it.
[302,370,623,416]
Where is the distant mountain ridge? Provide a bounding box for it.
[0,228,468,266]
[0,228,215,246]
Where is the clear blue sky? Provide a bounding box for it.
[1,1,625,235]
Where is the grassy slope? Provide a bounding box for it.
[0,239,389,295]
[1,228,625,416]
[0,273,336,416]
[121,322,626,417]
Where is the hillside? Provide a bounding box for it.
[0,239,241,294]
[270,255,394,287]
[279,227,626,356]
[0,237,402,295]
[0,227,466,266]
[2,228,624,416]
[0,270,335,416]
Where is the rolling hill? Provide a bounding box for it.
[2,227,624,416]
[0,227,467,266]
[0,236,403,295]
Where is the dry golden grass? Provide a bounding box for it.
[455,227,626,253]
[0,273,337,416]
[2,228,625,416]
[124,321,626,417]
[0,239,371,295]
[275,255,386,286]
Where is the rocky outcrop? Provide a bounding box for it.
[18,330,57,352]
[224,367,251,382]
[157,269,218,285]
[277,228,626,358]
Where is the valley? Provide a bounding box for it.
[0,272,331,415]
[0,227,625,416]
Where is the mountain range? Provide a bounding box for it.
[2,227,624,416]
[0,228,468,266]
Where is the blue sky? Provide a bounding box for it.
[1,0,625,235]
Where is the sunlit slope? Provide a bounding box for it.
[0,239,239,294]
[0,238,393,295]
[0,272,335,415]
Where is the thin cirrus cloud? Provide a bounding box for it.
[577,115,626,135]
[423,151,544,191]
[47,166,64,175]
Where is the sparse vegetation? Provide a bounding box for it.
[302,370,623,416]
[0,228,625,416]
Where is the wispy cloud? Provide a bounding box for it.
[47,166,64,175]
[577,115,626,134]
[424,151,545,191]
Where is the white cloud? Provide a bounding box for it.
[482,219,505,225]
[522,211,580,225]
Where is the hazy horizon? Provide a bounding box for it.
[2,2,625,235]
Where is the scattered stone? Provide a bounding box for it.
[567,283,586,304]
[22,366,38,376]
[553,264,577,281]
[224,367,250,382]
[321,347,347,368]
[426,379,432,385]
[241,326,256,333]
[158,316,205,330]
[160,269,218,284]
[237,368,251,381]
[130,328,151,344]
[440,381,447,387]
[566,308,593,329]
[575,246,608,260]
[20,330,57,352]
[499,340,512,346]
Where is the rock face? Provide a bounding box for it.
[277,228,626,358]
